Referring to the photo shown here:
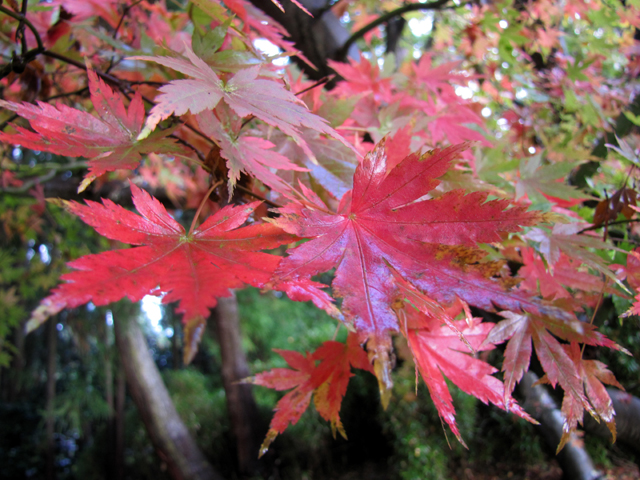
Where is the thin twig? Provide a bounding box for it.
[0,4,43,51]
[337,0,452,60]
[168,135,206,163]
[578,218,640,234]
[234,184,282,208]
[17,0,29,55]
[0,169,56,194]
[106,0,145,74]
[0,114,19,132]
[294,75,334,96]
[42,50,125,85]
[45,87,90,102]
[0,5,214,154]
[182,123,216,145]
[581,278,609,357]
[18,48,216,147]
[127,80,167,87]
[112,0,144,40]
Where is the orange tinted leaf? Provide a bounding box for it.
[248,333,373,454]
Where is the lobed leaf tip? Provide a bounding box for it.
[258,429,279,458]
[183,316,207,365]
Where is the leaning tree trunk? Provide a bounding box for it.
[520,372,601,480]
[114,312,223,480]
[213,293,261,476]
[584,388,640,454]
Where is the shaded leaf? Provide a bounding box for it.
[0,68,180,185]
[130,44,350,161]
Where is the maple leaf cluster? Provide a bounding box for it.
[0,0,637,460]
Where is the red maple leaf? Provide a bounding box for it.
[483,311,623,422]
[0,68,181,185]
[410,54,464,98]
[130,44,349,160]
[538,342,623,452]
[272,140,544,396]
[28,184,293,335]
[247,333,373,455]
[401,305,536,444]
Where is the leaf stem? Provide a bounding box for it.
[189,180,222,235]
[581,278,608,357]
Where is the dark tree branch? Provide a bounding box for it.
[106,0,145,74]
[294,74,334,96]
[520,372,603,480]
[337,0,452,60]
[0,5,215,150]
[234,184,282,208]
[17,0,29,56]
[0,4,43,51]
[579,218,640,234]
[584,389,640,453]
[42,50,126,87]
[112,0,144,40]
[0,114,19,132]
[249,0,358,80]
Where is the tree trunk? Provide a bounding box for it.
[213,293,261,476]
[172,314,182,370]
[45,319,57,480]
[105,326,115,479]
[583,388,640,454]
[114,312,223,480]
[115,364,126,479]
[520,372,602,480]
[3,319,26,402]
